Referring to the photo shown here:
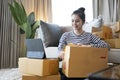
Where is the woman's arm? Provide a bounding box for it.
[90,34,110,50]
[58,33,68,60]
[58,33,68,51]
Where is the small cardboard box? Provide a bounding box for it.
[18,58,59,76]
[119,33,120,38]
[92,25,113,39]
[22,73,61,80]
[92,27,102,32]
[102,25,113,39]
[62,45,108,78]
[104,39,120,48]
[92,31,103,39]
[115,22,120,32]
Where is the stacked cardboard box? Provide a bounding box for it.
[103,22,120,49]
[22,73,60,80]
[104,39,120,48]
[92,25,113,40]
[18,57,60,80]
[92,23,120,49]
[62,45,108,78]
[115,21,120,38]
[115,21,120,33]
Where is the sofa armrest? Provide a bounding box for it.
[108,48,120,63]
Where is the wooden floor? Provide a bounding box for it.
[0,68,22,80]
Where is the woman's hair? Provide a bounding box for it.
[72,7,85,23]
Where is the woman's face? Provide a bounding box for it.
[71,14,83,31]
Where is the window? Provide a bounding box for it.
[52,0,93,26]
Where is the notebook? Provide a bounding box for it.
[25,39,46,59]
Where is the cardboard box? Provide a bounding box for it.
[92,25,113,39]
[22,73,61,80]
[115,22,120,33]
[104,39,120,48]
[102,25,113,39]
[62,45,108,78]
[19,58,59,76]
[117,32,120,38]
[92,27,102,32]
[92,31,103,39]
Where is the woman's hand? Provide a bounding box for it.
[58,51,65,61]
[81,45,91,47]
[76,43,91,47]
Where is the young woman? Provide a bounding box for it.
[58,7,110,61]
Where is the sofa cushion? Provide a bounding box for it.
[39,20,63,47]
[83,15,103,33]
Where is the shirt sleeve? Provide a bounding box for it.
[58,33,68,51]
[90,34,110,50]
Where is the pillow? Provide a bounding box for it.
[83,15,103,33]
[39,20,63,47]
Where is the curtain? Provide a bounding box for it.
[0,0,20,69]
[93,0,120,24]
[21,0,52,38]
[0,0,52,69]
[21,0,52,22]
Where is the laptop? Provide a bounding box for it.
[25,39,46,59]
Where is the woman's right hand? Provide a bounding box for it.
[58,51,65,61]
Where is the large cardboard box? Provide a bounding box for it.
[19,58,59,76]
[22,73,61,80]
[62,45,108,78]
[104,39,120,48]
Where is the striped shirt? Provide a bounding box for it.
[58,31,110,51]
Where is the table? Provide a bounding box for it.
[88,64,120,80]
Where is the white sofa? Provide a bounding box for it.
[108,48,120,63]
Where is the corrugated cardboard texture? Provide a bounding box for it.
[62,46,108,78]
[18,58,59,76]
[92,25,113,39]
[115,22,120,33]
[22,73,61,80]
[105,39,120,48]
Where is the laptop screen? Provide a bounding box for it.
[25,39,46,59]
